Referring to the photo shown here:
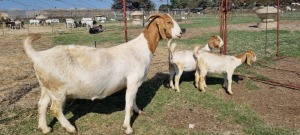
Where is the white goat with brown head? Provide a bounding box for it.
[23,13,182,134]
[168,35,224,92]
[193,48,257,94]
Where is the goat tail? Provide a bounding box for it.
[23,34,41,60]
[193,46,201,59]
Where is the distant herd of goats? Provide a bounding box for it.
[3,17,103,31]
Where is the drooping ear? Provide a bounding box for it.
[246,53,254,66]
[147,13,168,39]
[156,18,167,39]
[208,36,216,48]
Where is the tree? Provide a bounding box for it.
[169,0,214,9]
[158,4,171,11]
[111,0,156,11]
[170,0,187,9]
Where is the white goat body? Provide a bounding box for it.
[168,35,224,92]
[45,19,59,24]
[193,49,256,94]
[65,18,75,28]
[24,13,182,134]
[81,17,93,28]
[29,19,40,25]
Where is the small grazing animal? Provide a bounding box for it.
[193,48,257,94]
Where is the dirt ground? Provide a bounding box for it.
[221,57,300,130]
[1,20,300,133]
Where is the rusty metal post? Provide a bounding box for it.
[276,0,280,57]
[224,0,228,55]
[219,0,224,47]
[219,0,224,54]
[220,0,228,55]
[123,0,128,42]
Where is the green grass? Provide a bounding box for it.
[53,31,125,46]
[179,14,260,29]
[226,30,300,58]
[1,81,297,134]
[245,80,260,90]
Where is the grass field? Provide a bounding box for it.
[1,13,300,135]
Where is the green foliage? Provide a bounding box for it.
[170,0,213,9]
[158,4,172,11]
[111,0,155,11]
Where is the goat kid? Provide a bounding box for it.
[193,48,257,94]
[24,13,182,134]
[168,35,224,92]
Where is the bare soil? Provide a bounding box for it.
[219,57,300,130]
[0,20,300,133]
[164,105,243,134]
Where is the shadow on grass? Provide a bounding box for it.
[48,72,169,130]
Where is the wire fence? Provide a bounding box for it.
[1,7,299,59]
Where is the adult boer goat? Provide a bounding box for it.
[23,13,182,134]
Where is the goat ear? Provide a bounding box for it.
[246,53,253,66]
[208,36,215,48]
[157,18,167,39]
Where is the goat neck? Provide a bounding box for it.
[201,44,213,51]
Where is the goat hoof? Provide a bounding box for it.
[40,126,51,134]
[135,110,142,115]
[65,126,76,134]
[125,127,133,134]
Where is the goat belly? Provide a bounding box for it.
[66,78,127,100]
[207,65,226,73]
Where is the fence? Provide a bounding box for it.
[1,7,299,58]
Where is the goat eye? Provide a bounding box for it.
[167,21,172,24]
